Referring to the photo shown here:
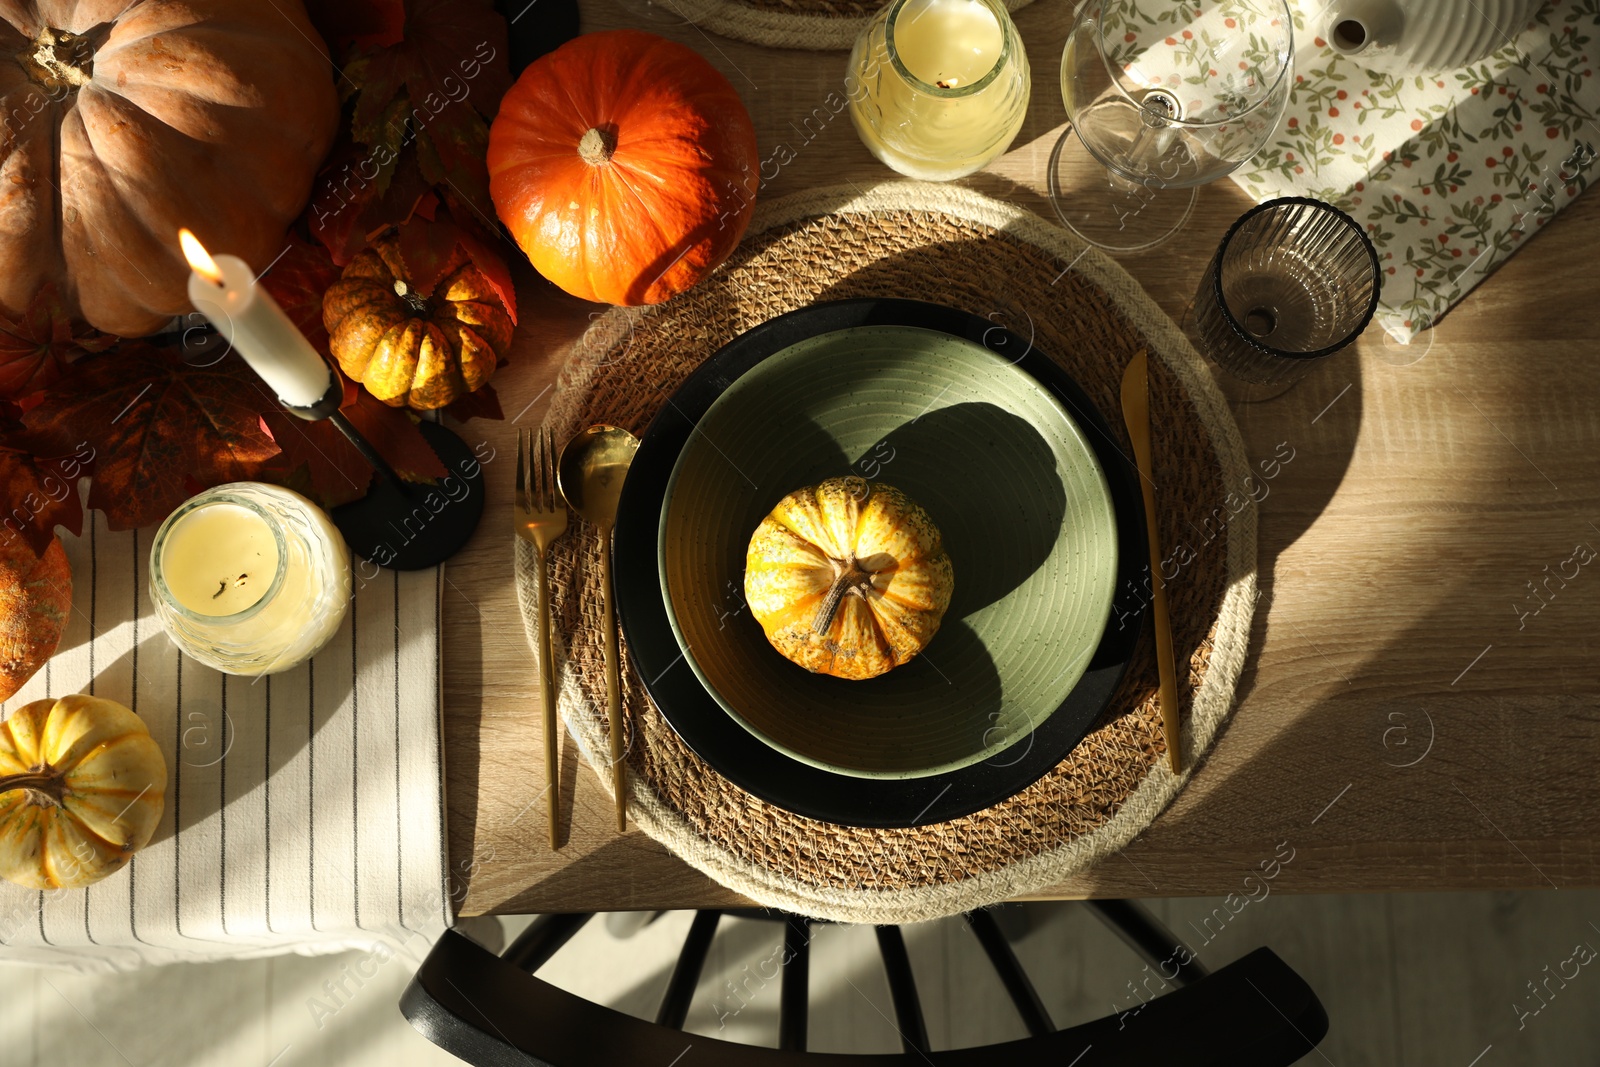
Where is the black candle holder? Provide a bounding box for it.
[282,378,485,571]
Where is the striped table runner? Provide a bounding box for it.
[0,513,450,971]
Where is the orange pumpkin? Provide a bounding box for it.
[322,235,514,410]
[745,478,954,681]
[0,0,338,336]
[486,30,759,306]
[0,535,71,702]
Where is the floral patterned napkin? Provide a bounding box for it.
[1229,0,1598,342]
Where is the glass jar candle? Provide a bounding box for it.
[150,483,352,676]
[847,0,1031,181]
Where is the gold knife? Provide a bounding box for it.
[1119,350,1182,774]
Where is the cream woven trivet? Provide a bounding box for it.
[515,181,1256,923]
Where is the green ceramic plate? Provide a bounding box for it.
[659,325,1119,780]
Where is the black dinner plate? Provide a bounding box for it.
[613,299,1149,828]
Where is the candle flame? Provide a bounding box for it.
[179,228,223,285]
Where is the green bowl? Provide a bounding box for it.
[659,325,1119,780]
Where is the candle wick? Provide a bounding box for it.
[212,573,249,599]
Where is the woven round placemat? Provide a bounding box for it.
[516,180,1256,924]
[682,0,1035,52]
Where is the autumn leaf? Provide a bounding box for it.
[19,345,282,531]
[257,234,343,356]
[452,223,518,323]
[394,209,518,321]
[443,381,503,422]
[305,0,407,54]
[340,389,451,484]
[0,445,88,558]
[0,285,115,402]
[308,128,436,264]
[343,0,510,226]
[345,0,511,139]
[257,374,373,511]
[259,370,447,509]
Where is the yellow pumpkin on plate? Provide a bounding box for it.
[0,695,167,889]
[744,477,954,680]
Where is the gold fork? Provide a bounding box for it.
[516,428,569,849]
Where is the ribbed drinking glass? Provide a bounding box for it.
[1194,197,1382,386]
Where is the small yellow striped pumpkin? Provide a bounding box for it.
[0,695,167,890]
[744,477,954,680]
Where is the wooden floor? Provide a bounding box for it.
[3,888,1595,1064]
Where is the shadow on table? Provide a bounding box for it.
[809,227,1364,756]
[96,580,495,850]
[864,194,1600,914]
[488,835,729,915]
[1070,352,1380,895]
[87,639,361,846]
[442,576,487,906]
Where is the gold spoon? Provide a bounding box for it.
[558,425,640,833]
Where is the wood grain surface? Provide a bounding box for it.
[444,0,1600,916]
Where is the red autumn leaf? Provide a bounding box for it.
[308,129,436,264]
[259,411,374,508]
[0,445,89,559]
[395,209,518,321]
[443,381,503,422]
[343,0,510,228]
[345,0,511,136]
[259,369,447,508]
[394,210,468,297]
[413,110,497,230]
[305,0,406,54]
[340,387,450,483]
[257,234,342,356]
[453,223,518,324]
[0,285,115,402]
[20,345,282,531]
[411,189,440,223]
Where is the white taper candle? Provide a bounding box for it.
[180,229,333,408]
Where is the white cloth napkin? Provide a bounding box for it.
[0,513,449,971]
[1230,0,1598,342]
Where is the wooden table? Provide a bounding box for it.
[445,0,1600,916]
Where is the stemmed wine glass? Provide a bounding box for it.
[1048,0,1295,254]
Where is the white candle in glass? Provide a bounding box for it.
[179,229,334,408]
[160,501,282,616]
[847,0,1031,181]
[151,483,352,677]
[896,0,1004,88]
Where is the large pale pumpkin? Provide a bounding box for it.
[0,695,166,889]
[323,235,514,410]
[486,29,759,306]
[0,535,71,702]
[0,0,339,336]
[745,477,954,681]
